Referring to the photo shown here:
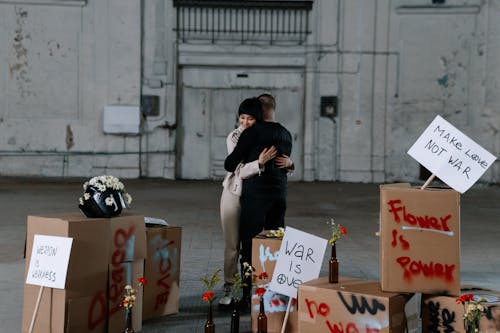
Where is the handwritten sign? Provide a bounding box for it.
[26,234,73,289]
[380,184,461,295]
[303,293,389,332]
[269,227,327,298]
[407,115,496,193]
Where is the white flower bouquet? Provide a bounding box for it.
[78,175,132,218]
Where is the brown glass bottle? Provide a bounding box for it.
[204,303,215,333]
[329,242,339,283]
[257,297,267,333]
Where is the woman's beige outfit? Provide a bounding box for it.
[219,126,261,304]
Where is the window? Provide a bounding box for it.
[173,0,313,45]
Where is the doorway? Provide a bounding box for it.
[177,67,304,180]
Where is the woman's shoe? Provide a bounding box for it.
[218,283,233,308]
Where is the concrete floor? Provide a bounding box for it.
[0,178,499,332]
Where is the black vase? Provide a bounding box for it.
[79,186,123,218]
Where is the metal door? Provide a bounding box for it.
[178,68,304,180]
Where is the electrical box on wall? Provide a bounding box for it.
[141,95,160,117]
[320,96,337,119]
[103,105,141,134]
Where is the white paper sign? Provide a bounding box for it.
[26,235,73,289]
[269,227,328,299]
[408,115,497,193]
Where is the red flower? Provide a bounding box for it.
[456,294,475,304]
[339,226,347,235]
[255,287,266,298]
[202,291,215,302]
[138,277,147,286]
[258,272,269,281]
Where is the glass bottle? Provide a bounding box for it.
[204,302,215,333]
[123,309,134,333]
[230,298,240,333]
[464,319,479,333]
[329,242,339,283]
[257,297,267,333]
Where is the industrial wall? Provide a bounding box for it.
[0,0,498,184]
[0,0,143,178]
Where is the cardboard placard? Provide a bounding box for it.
[407,115,496,193]
[379,184,461,295]
[251,234,298,333]
[269,227,327,299]
[22,213,146,333]
[298,277,413,333]
[26,235,73,289]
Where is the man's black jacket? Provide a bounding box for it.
[224,121,292,196]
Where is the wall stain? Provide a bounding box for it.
[437,74,449,88]
[437,48,466,107]
[66,125,74,150]
[47,40,67,58]
[10,6,33,99]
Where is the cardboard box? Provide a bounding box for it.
[298,277,413,333]
[143,225,182,320]
[64,260,144,333]
[251,233,298,333]
[422,286,500,333]
[66,294,107,333]
[22,212,146,333]
[379,184,460,295]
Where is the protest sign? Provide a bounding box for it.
[407,115,496,193]
[269,227,327,299]
[26,234,73,289]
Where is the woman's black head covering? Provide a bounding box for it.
[238,97,263,122]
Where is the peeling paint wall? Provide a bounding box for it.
[0,0,497,184]
[384,0,496,183]
[312,0,498,184]
[140,0,177,178]
[0,0,142,178]
[7,6,80,119]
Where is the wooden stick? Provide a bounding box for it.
[420,174,436,190]
[280,297,293,333]
[28,286,44,333]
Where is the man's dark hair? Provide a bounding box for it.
[257,93,276,112]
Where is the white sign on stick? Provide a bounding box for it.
[26,235,73,289]
[269,227,327,299]
[408,115,497,193]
